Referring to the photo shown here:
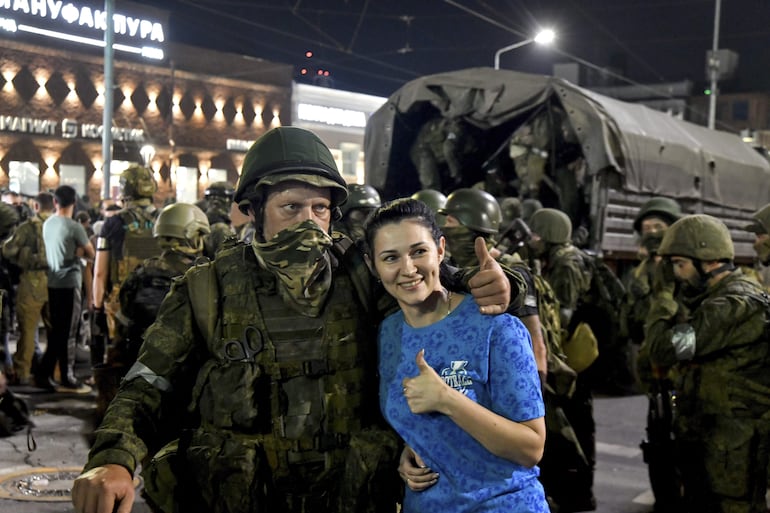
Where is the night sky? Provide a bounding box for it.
[131,0,770,98]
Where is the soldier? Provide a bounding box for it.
[2,192,52,386]
[95,202,210,422]
[744,203,770,287]
[201,181,237,257]
[623,197,683,513]
[439,188,547,379]
[72,126,515,513]
[410,189,447,225]
[91,164,159,365]
[338,183,381,243]
[623,197,683,348]
[643,214,770,513]
[527,208,599,512]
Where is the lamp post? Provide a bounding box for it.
[494,29,555,70]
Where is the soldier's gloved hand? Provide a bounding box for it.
[652,258,676,296]
[91,307,108,338]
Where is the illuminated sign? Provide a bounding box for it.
[0,115,144,142]
[226,138,256,152]
[297,103,367,128]
[0,0,165,60]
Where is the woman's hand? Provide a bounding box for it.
[402,350,449,415]
[398,445,439,492]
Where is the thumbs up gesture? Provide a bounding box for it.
[468,236,510,314]
[402,349,448,414]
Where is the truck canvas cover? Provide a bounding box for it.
[365,67,770,259]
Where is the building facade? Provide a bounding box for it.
[0,0,293,206]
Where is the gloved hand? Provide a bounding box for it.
[91,307,109,339]
[652,258,676,296]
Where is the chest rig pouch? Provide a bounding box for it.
[187,244,376,480]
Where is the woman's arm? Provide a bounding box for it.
[403,349,546,467]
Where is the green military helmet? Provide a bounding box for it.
[499,197,522,224]
[744,203,770,235]
[410,189,447,214]
[633,197,682,233]
[341,184,381,217]
[520,198,543,224]
[204,181,235,200]
[153,202,211,243]
[658,214,734,261]
[438,188,502,234]
[119,163,157,200]
[528,208,572,244]
[234,127,348,214]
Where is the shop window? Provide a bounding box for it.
[8,161,39,196]
[108,161,133,200]
[60,164,86,196]
[176,166,199,203]
[208,168,228,183]
[339,143,361,182]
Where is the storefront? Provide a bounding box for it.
[291,83,386,185]
[0,0,293,206]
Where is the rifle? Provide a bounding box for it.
[639,378,682,512]
[496,218,531,255]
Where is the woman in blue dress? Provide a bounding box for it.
[363,198,549,513]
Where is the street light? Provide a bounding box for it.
[494,29,555,70]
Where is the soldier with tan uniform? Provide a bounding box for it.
[744,203,770,289]
[2,192,52,386]
[91,165,159,365]
[73,127,516,513]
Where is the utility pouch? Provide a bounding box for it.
[563,321,599,373]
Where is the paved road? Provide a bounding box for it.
[1,381,657,513]
[1,327,663,513]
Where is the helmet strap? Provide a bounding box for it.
[695,259,735,282]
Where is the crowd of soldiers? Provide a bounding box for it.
[1,125,769,513]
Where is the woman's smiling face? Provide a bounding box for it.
[371,219,446,309]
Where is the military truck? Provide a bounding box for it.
[364,68,770,263]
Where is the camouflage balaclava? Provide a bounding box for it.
[442,225,480,267]
[252,219,333,317]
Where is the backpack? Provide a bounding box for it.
[0,387,36,450]
[114,208,161,287]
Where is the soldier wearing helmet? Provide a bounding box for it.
[624,197,683,512]
[199,181,237,257]
[95,203,210,422]
[338,183,381,243]
[74,127,516,513]
[744,203,770,269]
[642,214,770,513]
[91,164,159,365]
[527,207,622,512]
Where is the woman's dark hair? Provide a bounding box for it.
[363,198,453,283]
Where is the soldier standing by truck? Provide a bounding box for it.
[644,215,770,513]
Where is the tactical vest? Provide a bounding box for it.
[2,216,48,272]
[111,207,161,287]
[185,242,379,482]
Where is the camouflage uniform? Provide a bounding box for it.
[338,184,381,244]
[93,165,160,361]
[1,204,49,383]
[84,128,403,513]
[528,208,597,512]
[645,214,770,513]
[202,182,237,258]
